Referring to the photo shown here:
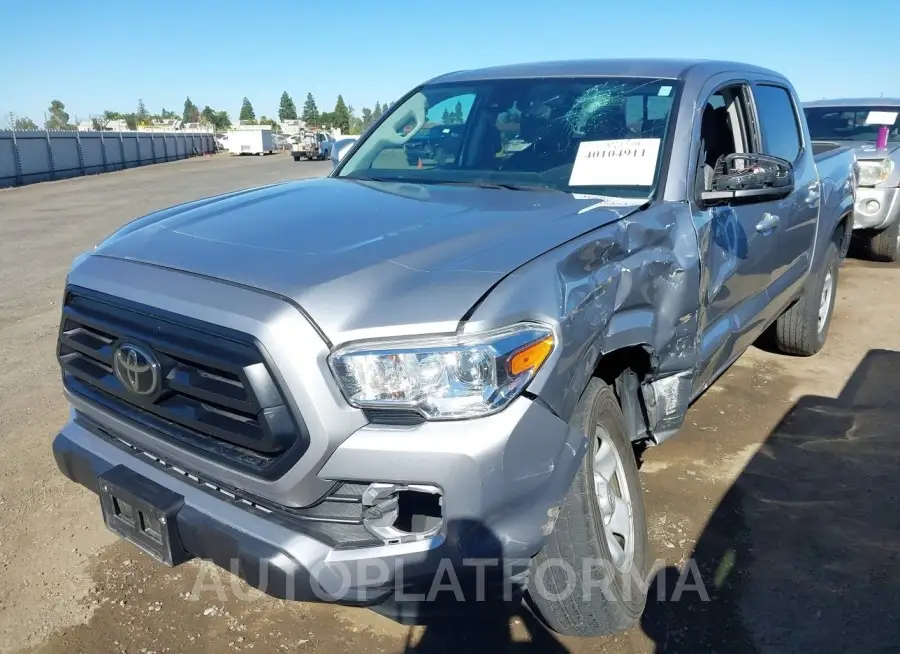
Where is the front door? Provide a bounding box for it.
[691,82,781,396]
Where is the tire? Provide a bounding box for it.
[774,240,840,356]
[528,378,649,637]
[862,219,900,262]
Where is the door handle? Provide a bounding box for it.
[756,213,780,233]
[807,180,821,204]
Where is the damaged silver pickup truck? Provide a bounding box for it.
[53,59,857,638]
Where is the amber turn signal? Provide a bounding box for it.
[508,336,555,376]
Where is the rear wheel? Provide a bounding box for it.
[774,240,840,356]
[862,219,900,262]
[528,379,649,637]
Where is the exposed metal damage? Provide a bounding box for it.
[473,199,701,444]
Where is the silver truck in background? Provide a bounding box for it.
[52,59,857,639]
[804,98,900,261]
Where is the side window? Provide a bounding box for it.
[696,85,752,193]
[624,95,674,135]
[753,84,802,163]
[625,95,643,130]
[427,93,475,127]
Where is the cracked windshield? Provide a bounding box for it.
[338,77,677,199]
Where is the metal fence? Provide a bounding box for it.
[0,129,218,189]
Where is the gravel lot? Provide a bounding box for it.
[1,154,898,653]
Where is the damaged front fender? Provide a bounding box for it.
[464,202,702,440]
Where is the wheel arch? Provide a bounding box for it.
[592,344,656,445]
[834,210,853,259]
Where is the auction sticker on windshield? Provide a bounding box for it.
[864,111,898,126]
[569,138,661,187]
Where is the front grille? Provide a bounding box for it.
[57,286,309,478]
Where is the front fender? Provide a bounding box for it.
[464,202,703,426]
[814,156,857,269]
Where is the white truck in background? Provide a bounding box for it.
[225,125,276,156]
[292,129,335,161]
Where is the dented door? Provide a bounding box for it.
[692,201,777,394]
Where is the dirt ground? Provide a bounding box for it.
[1,155,898,654]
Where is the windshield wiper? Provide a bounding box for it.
[427,180,562,192]
[342,174,400,183]
[342,177,562,193]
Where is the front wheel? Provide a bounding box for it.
[774,240,840,356]
[862,219,900,262]
[528,378,649,637]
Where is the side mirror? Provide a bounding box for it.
[330,138,357,168]
[701,153,795,206]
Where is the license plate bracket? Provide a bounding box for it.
[98,465,189,567]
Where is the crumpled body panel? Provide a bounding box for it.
[465,202,702,437]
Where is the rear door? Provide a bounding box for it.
[749,82,820,310]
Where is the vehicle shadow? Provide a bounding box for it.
[369,518,571,653]
[641,348,900,653]
[399,604,570,653]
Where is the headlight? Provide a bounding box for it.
[328,322,555,420]
[857,158,894,187]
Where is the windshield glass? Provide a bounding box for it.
[804,106,900,143]
[336,77,679,198]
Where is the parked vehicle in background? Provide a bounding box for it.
[804,98,900,261]
[53,59,856,640]
[272,133,291,151]
[224,125,276,156]
[292,129,334,161]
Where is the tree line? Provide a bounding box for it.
[259,91,392,133]
[6,92,393,134]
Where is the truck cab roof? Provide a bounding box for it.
[431,58,787,85]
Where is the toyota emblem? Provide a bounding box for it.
[112,343,160,396]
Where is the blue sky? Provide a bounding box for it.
[3,0,898,126]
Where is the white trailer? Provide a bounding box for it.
[225,126,275,156]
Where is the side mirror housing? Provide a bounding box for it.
[701,153,795,206]
[331,137,358,168]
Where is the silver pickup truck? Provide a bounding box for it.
[53,59,857,638]
[804,98,900,261]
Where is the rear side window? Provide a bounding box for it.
[753,84,802,162]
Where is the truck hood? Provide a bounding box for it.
[93,178,638,342]
[827,140,900,159]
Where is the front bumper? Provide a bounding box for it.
[852,186,900,230]
[54,395,585,608]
